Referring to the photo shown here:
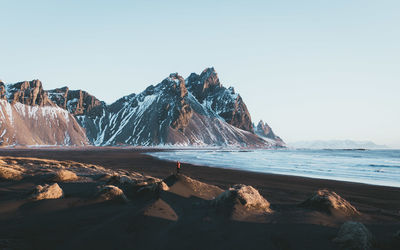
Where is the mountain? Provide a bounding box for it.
[289,140,387,149]
[254,120,285,147]
[0,80,88,146]
[0,68,285,147]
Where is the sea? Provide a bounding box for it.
[147,149,400,188]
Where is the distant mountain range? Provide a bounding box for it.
[0,68,285,147]
[289,140,387,149]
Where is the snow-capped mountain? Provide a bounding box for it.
[254,120,285,147]
[289,140,387,149]
[0,80,88,146]
[0,68,285,147]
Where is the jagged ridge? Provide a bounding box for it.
[0,68,285,147]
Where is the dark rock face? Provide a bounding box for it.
[6,80,54,106]
[73,70,275,146]
[186,68,254,132]
[69,68,283,147]
[255,120,285,146]
[47,87,104,117]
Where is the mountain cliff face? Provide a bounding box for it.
[186,68,253,132]
[58,69,283,147]
[4,80,54,106]
[254,120,285,147]
[47,87,104,116]
[0,68,284,147]
[0,100,88,146]
[0,81,89,146]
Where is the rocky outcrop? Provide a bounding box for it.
[0,81,7,100]
[300,189,360,216]
[333,221,373,250]
[47,87,104,117]
[6,80,54,106]
[163,174,223,200]
[0,166,23,180]
[186,67,254,132]
[97,185,128,202]
[51,169,79,182]
[31,183,64,200]
[165,73,193,131]
[255,120,285,146]
[214,184,272,216]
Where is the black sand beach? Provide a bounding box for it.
[0,148,399,250]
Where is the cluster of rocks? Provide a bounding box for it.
[0,156,163,203]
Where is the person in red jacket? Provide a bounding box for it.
[176,161,181,174]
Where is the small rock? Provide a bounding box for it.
[98,185,128,203]
[301,189,359,216]
[31,183,63,201]
[51,169,78,182]
[333,221,373,250]
[159,181,169,191]
[0,166,23,180]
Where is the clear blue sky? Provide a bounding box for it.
[1,0,399,147]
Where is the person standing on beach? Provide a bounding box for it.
[176,161,181,174]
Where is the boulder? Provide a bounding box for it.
[163,174,223,200]
[214,184,272,214]
[98,185,128,203]
[300,189,360,216]
[0,166,23,180]
[51,169,78,182]
[31,183,63,200]
[333,221,373,250]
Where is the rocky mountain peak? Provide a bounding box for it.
[159,73,188,99]
[256,120,274,138]
[186,67,222,103]
[47,87,103,117]
[7,80,54,106]
[199,67,221,89]
[186,67,254,132]
[255,120,285,146]
[0,81,6,100]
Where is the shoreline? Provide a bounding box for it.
[146,151,400,189]
[0,146,398,187]
[0,148,399,207]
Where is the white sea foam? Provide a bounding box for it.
[147,149,400,188]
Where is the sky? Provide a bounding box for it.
[1,0,399,147]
